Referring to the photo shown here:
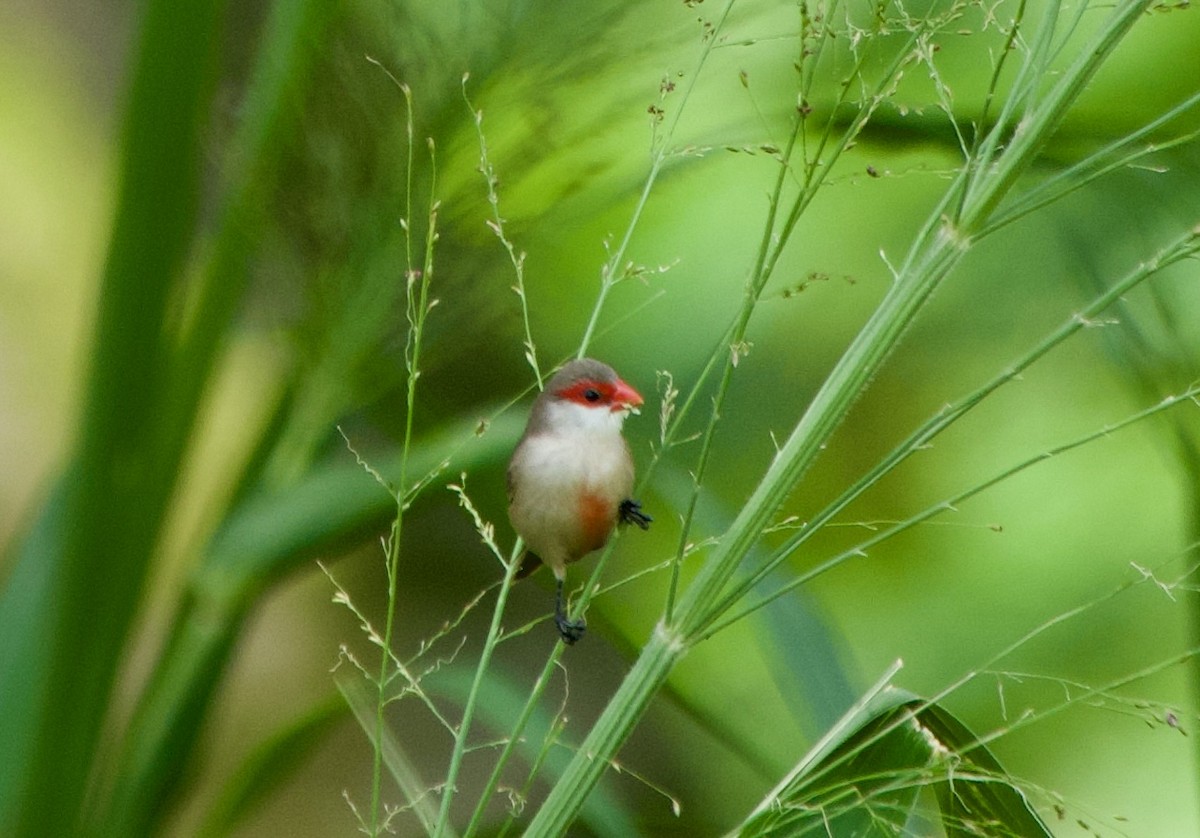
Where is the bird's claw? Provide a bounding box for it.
[619,499,652,530]
[554,577,586,644]
[554,612,587,645]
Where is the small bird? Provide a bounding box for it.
[507,358,652,644]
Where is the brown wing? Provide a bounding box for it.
[506,443,541,578]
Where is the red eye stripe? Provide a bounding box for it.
[556,376,644,410]
[557,379,613,406]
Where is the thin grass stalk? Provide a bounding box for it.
[796,4,926,204]
[951,0,1027,222]
[370,95,436,834]
[709,380,1200,636]
[663,113,803,619]
[661,322,741,618]
[958,0,1151,228]
[494,713,567,838]
[435,544,525,836]
[965,0,1059,187]
[984,90,1200,236]
[463,645,565,837]
[576,0,736,357]
[747,549,1200,816]
[666,4,929,618]
[524,623,683,837]
[339,675,442,836]
[524,3,1154,831]
[464,77,543,387]
[707,224,1200,623]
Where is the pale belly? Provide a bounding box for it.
[509,432,633,572]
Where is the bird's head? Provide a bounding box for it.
[540,358,643,435]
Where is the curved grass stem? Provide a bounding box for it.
[524,2,1156,831]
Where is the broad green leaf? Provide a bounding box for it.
[734,665,1051,838]
[0,0,226,832]
[921,704,1051,838]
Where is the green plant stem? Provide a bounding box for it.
[435,546,525,835]
[464,644,565,837]
[661,325,738,618]
[707,224,1200,624]
[984,89,1200,236]
[661,12,933,619]
[958,0,1151,230]
[709,380,1200,637]
[525,624,685,837]
[465,78,543,387]
[524,3,1154,832]
[338,672,444,836]
[369,88,435,834]
[576,0,735,357]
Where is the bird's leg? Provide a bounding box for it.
[619,498,652,530]
[554,577,586,644]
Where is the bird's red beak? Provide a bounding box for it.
[611,379,643,413]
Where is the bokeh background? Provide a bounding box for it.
[3,0,1200,834]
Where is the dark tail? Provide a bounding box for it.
[514,550,542,579]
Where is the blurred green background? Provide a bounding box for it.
[2,0,1200,834]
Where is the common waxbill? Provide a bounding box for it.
[507,358,652,644]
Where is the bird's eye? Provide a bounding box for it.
[583,388,602,402]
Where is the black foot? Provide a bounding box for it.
[619,498,652,530]
[554,578,586,645]
[554,611,586,645]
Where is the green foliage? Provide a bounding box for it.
[3,0,1199,835]
[0,0,230,831]
[735,668,1051,837]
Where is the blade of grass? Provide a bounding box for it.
[735,660,906,833]
[735,685,1053,837]
[91,0,338,830]
[922,703,1051,838]
[0,0,227,832]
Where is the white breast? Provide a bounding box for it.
[508,402,634,572]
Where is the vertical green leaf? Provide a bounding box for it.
[0,0,226,832]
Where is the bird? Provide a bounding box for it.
[507,358,652,644]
